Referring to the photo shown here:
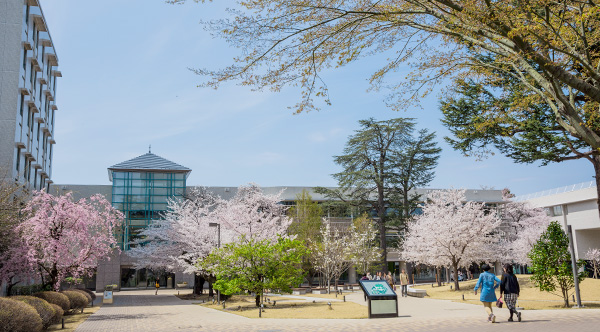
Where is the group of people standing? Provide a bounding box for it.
[360,269,411,297]
[474,263,521,323]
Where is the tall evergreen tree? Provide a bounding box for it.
[315,118,441,271]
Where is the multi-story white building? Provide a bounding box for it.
[0,0,60,190]
[517,182,600,261]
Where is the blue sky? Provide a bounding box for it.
[39,0,591,196]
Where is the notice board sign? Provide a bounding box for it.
[359,280,398,318]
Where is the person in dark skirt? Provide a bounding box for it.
[500,264,521,322]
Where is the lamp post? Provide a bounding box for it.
[209,222,221,303]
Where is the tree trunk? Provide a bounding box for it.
[562,287,570,308]
[208,281,214,297]
[194,275,204,295]
[593,156,600,218]
[378,218,388,273]
[436,267,442,287]
[452,263,460,291]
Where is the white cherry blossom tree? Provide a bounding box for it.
[403,189,502,290]
[587,248,600,279]
[499,189,551,265]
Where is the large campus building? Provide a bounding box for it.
[49,151,505,291]
[0,0,59,190]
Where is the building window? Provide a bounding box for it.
[19,94,25,117]
[22,47,27,70]
[552,205,563,216]
[34,169,37,189]
[16,148,21,172]
[25,5,30,25]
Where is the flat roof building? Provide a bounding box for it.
[0,0,60,190]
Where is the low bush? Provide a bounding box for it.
[71,288,93,303]
[34,291,70,312]
[12,296,55,329]
[48,303,64,325]
[60,290,88,313]
[76,288,97,301]
[0,297,43,332]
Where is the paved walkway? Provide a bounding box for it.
[75,289,600,332]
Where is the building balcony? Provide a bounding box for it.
[46,53,58,67]
[27,0,40,6]
[52,70,62,78]
[50,104,58,110]
[32,163,42,170]
[22,41,33,51]
[31,15,48,32]
[49,138,56,145]
[38,76,47,85]
[42,125,51,134]
[29,56,40,68]
[15,141,26,149]
[40,39,52,48]
[27,98,39,113]
[19,87,30,95]
[35,116,45,124]
[23,150,33,158]
[43,89,54,101]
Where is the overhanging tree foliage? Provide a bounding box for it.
[315,117,440,271]
[172,0,600,209]
[441,62,600,215]
[528,221,586,308]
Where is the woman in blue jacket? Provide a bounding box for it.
[474,264,501,323]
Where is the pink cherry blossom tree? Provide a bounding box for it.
[403,189,503,290]
[7,191,123,290]
[499,189,550,265]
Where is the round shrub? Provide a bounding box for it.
[0,297,43,332]
[48,303,64,325]
[70,289,93,304]
[76,288,97,301]
[60,290,88,312]
[34,291,70,312]
[12,296,55,329]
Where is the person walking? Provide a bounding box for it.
[366,272,372,280]
[385,271,395,290]
[474,264,501,323]
[155,278,160,295]
[500,264,521,322]
[399,269,409,297]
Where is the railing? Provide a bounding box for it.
[515,181,596,201]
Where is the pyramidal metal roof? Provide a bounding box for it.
[109,153,191,171]
[108,153,191,181]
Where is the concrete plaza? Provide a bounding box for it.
[75,289,600,332]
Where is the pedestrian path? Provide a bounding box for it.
[75,289,600,332]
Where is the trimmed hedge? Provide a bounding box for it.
[0,297,43,332]
[48,303,64,325]
[76,288,97,301]
[70,289,93,304]
[12,296,55,329]
[34,291,70,312]
[60,290,88,312]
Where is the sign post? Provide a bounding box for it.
[103,285,114,304]
[359,280,398,318]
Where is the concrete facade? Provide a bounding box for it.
[0,0,59,190]
[518,181,600,260]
